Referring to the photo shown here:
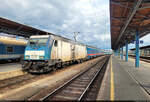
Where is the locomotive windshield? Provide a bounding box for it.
[29,38,48,46]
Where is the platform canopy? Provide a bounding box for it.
[110,0,150,50]
[130,45,150,50]
[0,17,54,38]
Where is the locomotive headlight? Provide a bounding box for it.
[39,56,44,59]
[25,55,30,59]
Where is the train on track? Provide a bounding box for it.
[0,36,27,61]
[129,50,150,57]
[22,35,104,73]
[128,48,150,59]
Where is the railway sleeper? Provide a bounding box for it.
[70,83,87,87]
[52,95,77,100]
[62,90,82,94]
[56,91,81,98]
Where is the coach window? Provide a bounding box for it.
[54,40,58,47]
[7,46,13,53]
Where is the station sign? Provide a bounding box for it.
[131,40,144,44]
[140,40,144,44]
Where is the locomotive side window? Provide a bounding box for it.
[54,40,58,47]
[7,46,13,53]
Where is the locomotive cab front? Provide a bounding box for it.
[22,35,53,73]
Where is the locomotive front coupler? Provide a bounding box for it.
[31,60,49,67]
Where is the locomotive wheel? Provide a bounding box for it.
[44,66,52,73]
[56,63,62,69]
[79,60,82,63]
[52,66,57,71]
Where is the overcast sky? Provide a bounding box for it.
[0,0,150,50]
[0,0,110,49]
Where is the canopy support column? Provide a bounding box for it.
[118,49,120,57]
[116,49,118,56]
[115,50,117,56]
[121,47,123,60]
[135,30,140,68]
[125,40,128,62]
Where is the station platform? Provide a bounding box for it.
[0,63,21,73]
[97,55,150,100]
[0,63,24,80]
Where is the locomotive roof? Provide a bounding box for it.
[53,35,87,46]
[86,45,100,50]
[0,36,27,45]
[30,34,101,49]
[30,34,86,46]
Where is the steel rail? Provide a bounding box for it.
[78,57,108,101]
[129,55,150,63]
[40,58,105,101]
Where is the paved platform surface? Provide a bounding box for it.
[97,55,150,100]
[0,63,21,73]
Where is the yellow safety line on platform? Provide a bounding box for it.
[110,56,114,100]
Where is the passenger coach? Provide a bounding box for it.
[86,45,104,59]
[0,36,27,61]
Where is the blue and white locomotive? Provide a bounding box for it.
[0,36,27,61]
[22,35,103,73]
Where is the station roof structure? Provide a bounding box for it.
[130,45,150,50]
[0,17,54,38]
[0,17,84,45]
[110,0,150,50]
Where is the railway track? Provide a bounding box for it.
[0,62,20,66]
[0,72,65,94]
[0,72,61,93]
[0,74,35,91]
[0,56,105,94]
[129,55,150,63]
[39,56,109,101]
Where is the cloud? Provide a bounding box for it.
[0,0,110,49]
[93,34,110,41]
[140,34,150,46]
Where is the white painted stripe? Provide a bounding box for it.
[25,50,45,56]
[0,54,22,59]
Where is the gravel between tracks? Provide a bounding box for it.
[0,56,105,100]
[0,73,55,94]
